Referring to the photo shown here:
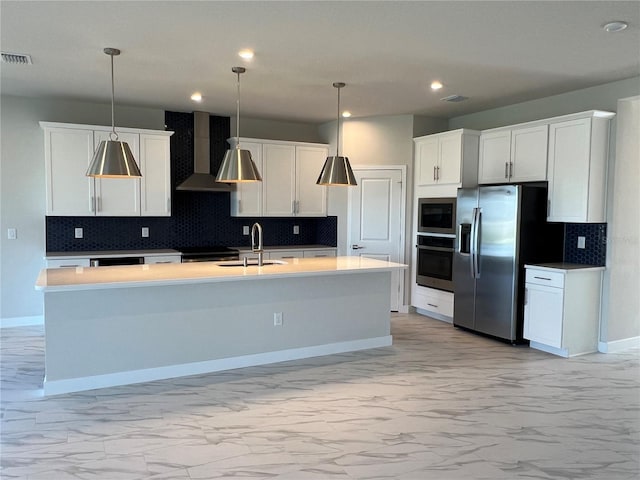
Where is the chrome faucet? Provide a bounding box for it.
[251,222,264,266]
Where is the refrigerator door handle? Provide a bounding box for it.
[471,207,481,279]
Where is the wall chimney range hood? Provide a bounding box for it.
[176,111,233,192]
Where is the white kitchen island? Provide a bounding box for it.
[36,257,406,395]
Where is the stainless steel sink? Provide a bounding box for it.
[216,259,288,267]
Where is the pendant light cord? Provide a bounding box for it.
[109,52,117,140]
[335,86,341,157]
[236,70,241,149]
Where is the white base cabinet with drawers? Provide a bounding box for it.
[229,138,328,217]
[523,264,604,358]
[412,284,453,321]
[239,247,336,261]
[40,122,173,217]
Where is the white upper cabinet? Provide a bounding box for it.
[263,143,297,216]
[230,141,263,217]
[93,130,141,216]
[479,124,548,184]
[41,122,173,217]
[139,133,172,216]
[294,145,327,216]
[414,129,479,187]
[230,138,328,217]
[547,112,614,223]
[43,126,96,216]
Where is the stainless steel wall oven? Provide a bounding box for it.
[416,234,455,292]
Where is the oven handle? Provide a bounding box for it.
[416,245,454,253]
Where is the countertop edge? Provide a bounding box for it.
[525,263,605,273]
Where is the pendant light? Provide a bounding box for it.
[316,82,357,186]
[86,48,141,178]
[216,67,262,183]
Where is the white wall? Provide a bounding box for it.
[449,76,640,346]
[606,96,640,343]
[0,95,164,323]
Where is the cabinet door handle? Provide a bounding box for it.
[437,166,440,180]
[90,196,95,213]
[509,162,513,178]
[238,200,242,214]
[505,162,509,179]
[96,196,101,212]
[433,166,437,181]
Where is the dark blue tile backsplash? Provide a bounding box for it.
[563,223,607,266]
[46,111,337,252]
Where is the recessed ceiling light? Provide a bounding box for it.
[603,21,628,33]
[238,49,254,60]
[190,92,202,102]
[342,111,352,118]
[431,81,443,91]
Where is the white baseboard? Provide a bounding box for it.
[43,335,393,396]
[397,304,410,314]
[598,336,640,353]
[415,308,453,324]
[530,341,569,358]
[0,315,44,328]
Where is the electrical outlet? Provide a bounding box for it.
[293,225,300,235]
[577,236,586,249]
[7,228,17,240]
[243,225,250,235]
[273,312,283,326]
[142,227,149,238]
[74,227,83,239]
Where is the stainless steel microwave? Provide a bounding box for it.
[417,197,456,234]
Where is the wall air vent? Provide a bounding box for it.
[441,94,468,103]
[1,52,33,65]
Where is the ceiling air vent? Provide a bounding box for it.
[1,52,33,65]
[441,94,468,103]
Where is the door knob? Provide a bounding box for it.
[352,245,365,250]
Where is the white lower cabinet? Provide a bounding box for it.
[412,285,453,319]
[524,265,603,357]
[41,122,173,217]
[143,255,181,264]
[240,248,336,261]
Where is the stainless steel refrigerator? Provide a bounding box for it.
[453,184,563,343]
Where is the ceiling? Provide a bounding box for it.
[1,1,639,124]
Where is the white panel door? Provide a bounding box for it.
[437,132,463,184]
[479,130,511,184]
[93,131,141,216]
[349,168,403,311]
[510,124,548,182]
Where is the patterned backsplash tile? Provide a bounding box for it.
[564,223,607,266]
[45,111,337,252]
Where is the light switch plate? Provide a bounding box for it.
[273,312,283,326]
[293,225,300,235]
[74,227,83,239]
[577,236,586,249]
[142,227,149,238]
[243,225,250,235]
[7,228,17,240]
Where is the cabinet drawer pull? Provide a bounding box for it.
[427,303,439,308]
[533,276,552,281]
[154,261,173,264]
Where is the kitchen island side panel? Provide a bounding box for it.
[43,272,391,386]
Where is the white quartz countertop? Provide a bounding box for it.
[46,249,181,260]
[525,263,605,272]
[36,256,407,292]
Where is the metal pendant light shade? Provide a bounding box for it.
[216,67,262,183]
[317,82,357,186]
[86,48,141,178]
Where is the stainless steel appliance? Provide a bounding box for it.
[416,234,454,292]
[89,256,144,267]
[453,184,563,343]
[417,197,456,234]
[179,246,240,263]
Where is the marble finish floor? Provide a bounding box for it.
[1,313,639,480]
